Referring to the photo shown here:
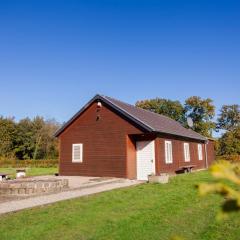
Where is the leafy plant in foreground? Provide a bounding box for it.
[198,161,240,219]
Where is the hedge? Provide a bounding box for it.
[0,158,58,168]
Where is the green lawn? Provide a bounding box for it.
[0,167,57,178]
[0,171,239,240]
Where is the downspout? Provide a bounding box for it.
[204,140,209,169]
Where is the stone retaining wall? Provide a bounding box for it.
[0,178,69,196]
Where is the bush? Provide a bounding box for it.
[216,154,240,162]
[0,158,58,168]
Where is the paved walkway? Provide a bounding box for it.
[0,179,141,215]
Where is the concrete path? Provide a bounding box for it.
[0,179,141,215]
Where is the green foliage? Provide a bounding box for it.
[199,161,240,219]
[217,127,240,156]
[0,116,60,160]
[184,96,215,137]
[136,98,185,123]
[216,154,240,162]
[14,117,36,159]
[217,104,240,131]
[216,105,240,157]
[0,117,17,158]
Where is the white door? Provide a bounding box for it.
[136,140,155,180]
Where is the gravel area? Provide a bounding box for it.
[0,195,27,204]
[0,178,141,215]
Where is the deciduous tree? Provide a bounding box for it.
[0,117,16,158]
[0,116,60,160]
[15,118,35,159]
[184,96,215,137]
[217,104,240,131]
[136,98,185,123]
[218,127,240,155]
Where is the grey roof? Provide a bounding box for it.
[54,94,207,141]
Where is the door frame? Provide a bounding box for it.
[136,140,156,180]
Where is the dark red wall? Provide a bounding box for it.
[155,135,209,174]
[206,140,215,166]
[59,101,142,178]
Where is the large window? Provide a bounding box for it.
[72,144,83,163]
[198,144,203,160]
[165,141,173,164]
[183,143,190,162]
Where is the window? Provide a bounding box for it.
[183,143,190,162]
[72,144,83,163]
[198,144,203,160]
[165,141,173,164]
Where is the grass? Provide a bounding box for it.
[0,171,239,240]
[0,167,58,178]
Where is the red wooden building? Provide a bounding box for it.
[55,94,215,180]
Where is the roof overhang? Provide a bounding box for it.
[54,94,208,142]
[154,131,207,142]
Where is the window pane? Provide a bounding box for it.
[72,144,83,162]
[184,143,190,162]
[165,141,172,164]
[198,144,203,160]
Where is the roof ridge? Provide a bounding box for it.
[103,95,184,126]
[55,94,206,141]
[102,95,206,141]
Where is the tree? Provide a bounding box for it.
[136,98,185,123]
[13,117,60,160]
[184,96,215,137]
[0,117,16,158]
[217,104,240,131]
[32,117,60,159]
[217,127,240,156]
[14,118,35,159]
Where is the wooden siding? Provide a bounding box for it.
[126,135,137,179]
[207,140,215,166]
[155,135,208,174]
[59,101,142,178]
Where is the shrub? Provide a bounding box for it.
[0,158,58,168]
[216,154,240,163]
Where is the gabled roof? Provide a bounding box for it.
[54,94,207,141]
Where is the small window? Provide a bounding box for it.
[72,144,83,163]
[165,141,173,164]
[184,143,190,162]
[198,144,203,160]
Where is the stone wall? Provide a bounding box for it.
[0,178,69,196]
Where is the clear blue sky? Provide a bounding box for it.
[0,0,239,126]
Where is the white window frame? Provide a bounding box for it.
[183,143,190,162]
[72,143,83,163]
[165,141,173,164]
[198,144,203,160]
